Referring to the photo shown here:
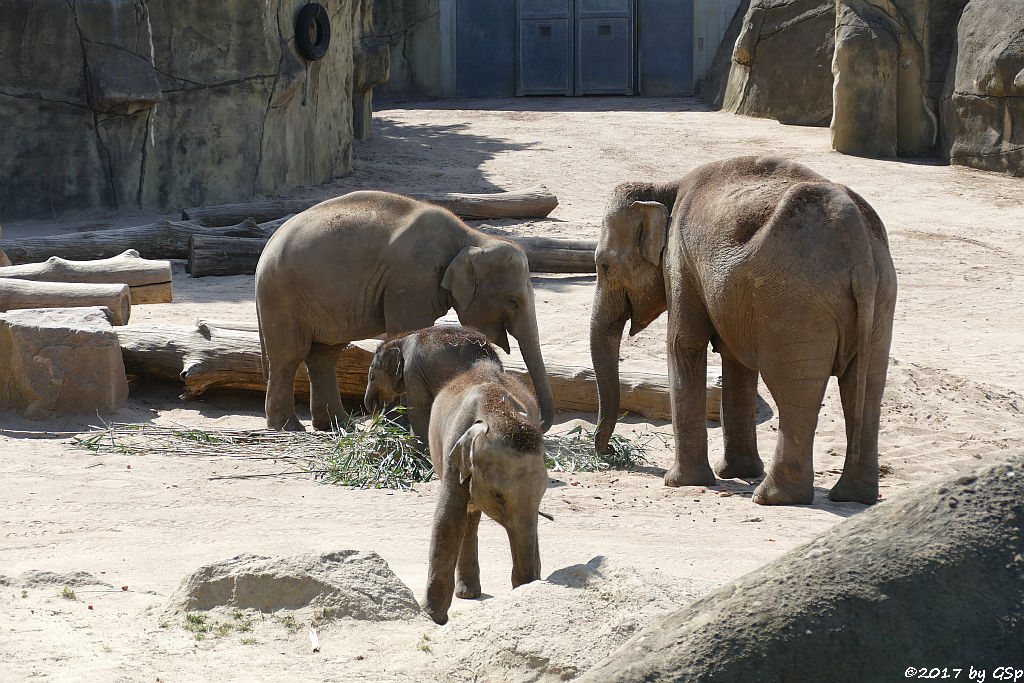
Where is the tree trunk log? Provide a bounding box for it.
[187,234,597,278]
[0,279,131,325]
[0,219,269,265]
[0,250,172,304]
[117,321,721,420]
[180,185,559,226]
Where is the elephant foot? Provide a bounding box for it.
[455,580,481,600]
[714,454,764,480]
[752,476,813,506]
[420,601,449,626]
[281,416,306,432]
[312,414,347,432]
[664,461,716,488]
[829,474,878,505]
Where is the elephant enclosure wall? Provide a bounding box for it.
[0,0,375,220]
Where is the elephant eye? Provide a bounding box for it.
[504,296,519,311]
[494,492,506,506]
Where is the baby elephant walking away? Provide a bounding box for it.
[422,361,548,625]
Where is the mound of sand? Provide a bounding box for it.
[431,556,713,682]
[582,452,1024,681]
[166,549,424,622]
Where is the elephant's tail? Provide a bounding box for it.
[849,263,878,467]
[256,298,268,383]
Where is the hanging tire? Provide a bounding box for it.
[295,3,330,62]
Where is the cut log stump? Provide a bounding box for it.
[181,186,559,226]
[0,279,131,325]
[116,320,722,421]
[0,250,172,303]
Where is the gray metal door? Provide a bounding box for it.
[575,0,633,94]
[457,0,517,97]
[638,0,694,96]
[517,0,573,95]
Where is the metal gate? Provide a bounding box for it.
[517,0,634,95]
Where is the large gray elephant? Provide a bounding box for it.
[590,156,897,506]
[255,191,555,433]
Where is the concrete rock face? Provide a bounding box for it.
[0,307,127,418]
[942,0,1024,175]
[432,556,712,682]
[719,0,836,126]
[0,0,373,220]
[371,0,442,97]
[167,550,423,621]
[581,453,1024,682]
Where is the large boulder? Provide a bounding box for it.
[0,0,374,219]
[432,556,712,682]
[0,307,128,418]
[167,550,424,622]
[941,0,1024,176]
[716,0,836,126]
[581,452,1024,681]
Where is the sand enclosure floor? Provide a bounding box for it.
[2,98,1023,680]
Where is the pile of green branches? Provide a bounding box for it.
[544,424,653,473]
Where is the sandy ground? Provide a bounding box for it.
[2,97,1024,680]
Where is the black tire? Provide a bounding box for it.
[295,3,330,62]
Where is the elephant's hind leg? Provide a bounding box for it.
[829,347,888,504]
[455,509,482,599]
[714,353,764,480]
[306,342,348,431]
[265,335,309,432]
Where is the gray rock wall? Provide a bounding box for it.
[0,0,370,220]
[372,0,442,97]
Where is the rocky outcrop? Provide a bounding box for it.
[941,0,1024,175]
[717,0,836,126]
[0,307,128,418]
[0,0,378,220]
[371,0,442,97]
[581,453,1024,681]
[167,550,424,621]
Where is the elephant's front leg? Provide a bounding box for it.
[305,342,348,431]
[664,318,716,488]
[714,352,764,479]
[455,509,482,599]
[423,486,470,625]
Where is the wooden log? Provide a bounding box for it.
[180,186,559,226]
[116,320,722,420]
[0,218,270,265]
[0,279,131,325]
[186,234,597,278]
[0,250,172,304]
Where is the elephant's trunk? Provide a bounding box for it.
[590,284,629,454]
[507,519,541,588]
[511,307,556,433]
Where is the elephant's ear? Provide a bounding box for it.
[382,346,405,392]
[449,420,489,485]
[634,201,669,266]
[441,246,482,310]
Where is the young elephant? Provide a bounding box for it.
[422,361,548,625]
[591,156,897,506]
[363,325,502,447]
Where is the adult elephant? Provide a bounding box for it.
[255,191,555,433]
[590,156,897,506]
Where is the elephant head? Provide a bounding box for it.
[364,341,404,413]
[451,421,546,588]
[442,241,555,432]
[591,184,672,452]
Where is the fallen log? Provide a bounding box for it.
[116,321,722,420]
[0,279,131,325]
[0,218,269,265]
[187,234,597,278]
[180,185,559,226]
[0,250,172,304]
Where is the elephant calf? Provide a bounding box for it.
[591,155,897,506]
[363,324,502,449]
[422,360,548,625]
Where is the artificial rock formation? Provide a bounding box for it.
[0,0,380,219]
[716,0,836,126]
[581,453,1024,681]
[941,0,1024,175]
[0,307,128,418]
